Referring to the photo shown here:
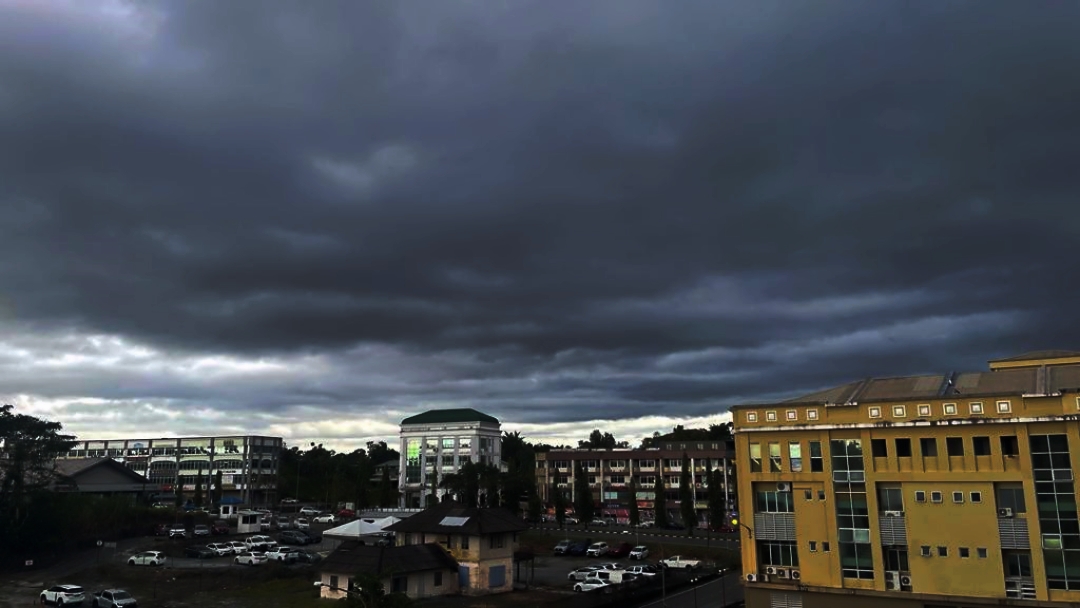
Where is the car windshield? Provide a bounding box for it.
[112,591,131,600]
[64,587,84,593]
[634,546,646,550]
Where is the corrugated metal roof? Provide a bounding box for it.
[989,350,1080,363]
[783,381,864,405]
[951,368,1038,397]
[1049,365,1080,392]
[858,375,946,402]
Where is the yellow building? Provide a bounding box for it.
[731,350,1080,608]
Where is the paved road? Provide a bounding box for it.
[530,525,740,550]
[634,572,744,608]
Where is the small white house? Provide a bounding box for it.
[236,510,263,534]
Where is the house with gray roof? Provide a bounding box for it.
[52,458,157,502]
[317,540,460,600]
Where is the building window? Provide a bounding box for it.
[489,534,504,549]
[996,484,1027,513]
[970,402,984,415]
[971,491,982,503]
[809,441,824,472]
[977,547,988,559]
[892,405,906,418]
[920,545,931,557]
[1001,435,1020,457]
[786,410,798,421]
[895,438,912,458]
[1030,434,1080,590]
[749,444,762,473]
[823,542,831,552]
[952,491,964,503]
[755,489,795,513]
[944,403,957,415]
[434,571,443,587]
[931,491,943,503]
[959,547,970,558]
[746,412,758,423]
[768,443,782,473]
[878,487,904,512]
[804,490,813,500]
[868,407,881,419]
[946,437,965,457]
[461,536,469,550]
[809,541,817,552]
[818,490,826,500]
[789,442,803,472]
[920,438,938,457]
[871,439,887,458]
[918,404,931,417]
[973,436,991,456]
[766,411,777,422]
[807,409,819,421]
[756,540,799,567]
[997,400,1012,414]
[938,546,948,557]
[831,439,873,579]
[329,575,339,590]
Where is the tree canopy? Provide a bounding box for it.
[639,423,733,449]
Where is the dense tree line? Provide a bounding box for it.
[276,440,400,508]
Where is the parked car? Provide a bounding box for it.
[312,514,336,524]
[568,566,601,581]
[193,525,211,537]
[608,542,634,558]
[265,546,300,563]
[553,539,572,555]
[564,516,580,525]
[638,520,655,528]
[295,550,323,564]
[294,517,310,530]
[596,562,624,571]
[168,523,187,539]
[153,523,169,537]
[279,530,311,546]
[276,516,292,529]
[281,498,298,504]
[244,535,277,551]
[567,541,589,556]
[589,518,609,526]
[586,542,610,557]
[260,517,273,531]
[211,521,230,535]
[206,543,233,556]
[629,545,650,560]
[225,541,247,554]
[234,551,268,566]
[299,507,320,516]
[625,565,658,577]
[337,508,356,519]
[660,555,701,569]
[127,551,166,566]
[573,576,611,593]
[39,584,85,606]
[90,589,137,608]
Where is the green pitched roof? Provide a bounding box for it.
[400,408,499,425]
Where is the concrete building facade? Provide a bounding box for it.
[398,409,502,509]
[58,435,283,506]
[535,442,735,525]
[732,350,1080,608]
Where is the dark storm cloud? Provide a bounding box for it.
[1,0,1080,444]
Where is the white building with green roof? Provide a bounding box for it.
[398,408,502,508]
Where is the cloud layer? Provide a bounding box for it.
[2,1,1079,450]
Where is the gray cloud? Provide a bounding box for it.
[1,1,1079,449]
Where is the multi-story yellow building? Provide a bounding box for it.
[731,351,1080,608]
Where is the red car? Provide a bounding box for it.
[211,521,231,535]
[153,523,169,536]
[607,542,635,558]
[337,509,356,519]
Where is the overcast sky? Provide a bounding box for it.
[2,1,1079,451]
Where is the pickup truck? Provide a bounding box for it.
[660,555,701,570]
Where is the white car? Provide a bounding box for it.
[573,576,610,593]
[568,566,600,581]
[226,541,248,554]
[127,551,166,566]
[626,565,658,577]
[586,542,609,557]
[295,517,311,530]
[660,555,701,570]
[234,551,268,566]
[638,520,655,528]
[266,546,300,562]
[244,535,277,550]
[596,562,623,571]
[40,584,85,606]
[299,507,320,516]
[629,545,649,560]
[207,543,233,556]
[312,514,336,524]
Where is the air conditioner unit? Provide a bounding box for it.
[998,507,1014,518]
[900,575,913,587]
[884,510,903,517]
[745,573,758,582]
[775,568,790,579]
[886,571,901,591]
[765,566,777,575]
[790,570,801,581]
[777,482,792,492]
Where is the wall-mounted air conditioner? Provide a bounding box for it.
[765,566,777,575]
[777,482,792,492]
[900,575,913,587]
[884,510,903,517]
[776,568,790,579]
[998,507,1014,518]
[790,570,801,580]
[745,573,758,582]
[886,571,901,591]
